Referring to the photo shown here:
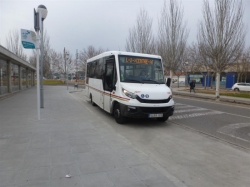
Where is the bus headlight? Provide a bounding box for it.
[169,94,173,99]
[122,88,137,99]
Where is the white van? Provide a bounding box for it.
[85,51,174,124]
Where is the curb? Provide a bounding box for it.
[172,91,250,106]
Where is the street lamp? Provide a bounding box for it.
[64,49,69,90]
[184,62,189,87]
[37,5,48,108]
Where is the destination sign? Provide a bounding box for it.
[125,57,154,65]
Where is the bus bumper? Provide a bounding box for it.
[120,104,174,119]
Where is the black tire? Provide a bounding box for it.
[113,103,127,124]
[234,88,240,91]
[90,94,96,106]
[157,117,169,122]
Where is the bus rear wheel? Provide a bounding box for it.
[114,103,127,124]
[90,94,96,106]
[157,117,169,122]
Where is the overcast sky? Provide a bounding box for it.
[0,0,249,59]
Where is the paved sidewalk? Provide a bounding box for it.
[0,86,183,187]
[172,87,250,106]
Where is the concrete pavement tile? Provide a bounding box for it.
[0,169,18,187]
[120,153,150,167]
[0,150,26,160]
[49,177,81,187]
[72,152,97,162]
[79,172,114,187]
[96,154,128,171]
[3,142,29,151]
[69,137,89,146]
[142,178,177,187]
[0,158,24,171]
[132,164,167,181]
[87,136,106,144]
[49,164,81,180]
[9,137,30,144]
[107,168,141,186]
[15,181,50,187]
[28,139,50,149]
[21,156,50,169]
[24,148,50,158]
[115,181,147,187]
[78,160,104,175]
[49,146,72,156]
[14,166,50,184]
[90,141,113,152]
[50,153,74,166]
[50,131,69,139]
[71,144,92,154]
[50,138,70,148]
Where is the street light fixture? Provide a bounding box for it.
[37,5,48,108]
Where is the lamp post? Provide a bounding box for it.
[37,5,48,108]
[64,49,69,90]
[184,62,189,87]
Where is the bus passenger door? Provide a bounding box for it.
[103,56,116,113]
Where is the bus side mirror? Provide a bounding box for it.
[113,85,116,91]
[166,78,171,87]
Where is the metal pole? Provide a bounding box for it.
[36,31,40,120]
[40,20,44,108]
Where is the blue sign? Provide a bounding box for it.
[21,29,37,49]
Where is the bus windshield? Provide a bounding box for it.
[118,55,165,84]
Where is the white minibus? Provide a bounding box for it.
[85,51,174,124]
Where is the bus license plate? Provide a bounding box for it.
[148,114,163,118]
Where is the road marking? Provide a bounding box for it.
[174,108,209,113]
[174,95,250,109]
[175,105,196,109]
[175,103,185,106]
[169,111,224,120]
[217,123,250,143]
[175,102,250,119]
[222,112,250,119]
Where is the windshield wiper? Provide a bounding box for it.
[125,79,142,83]
[141,79,163,84]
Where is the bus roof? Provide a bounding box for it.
[87,51,161,63]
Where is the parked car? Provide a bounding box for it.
[232,83,250,91]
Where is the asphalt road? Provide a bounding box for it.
[172,96,250,150]
[72,90,250,187]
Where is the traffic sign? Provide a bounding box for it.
[21,29,37,49]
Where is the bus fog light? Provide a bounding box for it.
[128,106,137,112]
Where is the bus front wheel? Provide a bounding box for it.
[114,103,127,124]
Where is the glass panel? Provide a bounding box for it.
[11,64,19,91]
[118,55,164,84]
[22,67,26,89]
[0,60,8,95]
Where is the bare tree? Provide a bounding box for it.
[198,0,246,99]
[28,31,52,78]
[42,31,52,78]
[238,47,250,82]
[78,45,104,73]
[50,49,73,82]
[6,29,27,60]
[125,8,155,54]
[157,0,189,85]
